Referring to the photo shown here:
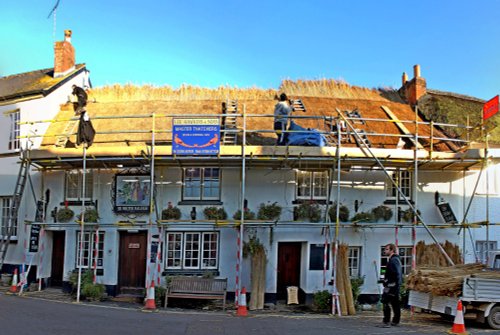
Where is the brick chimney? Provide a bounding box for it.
[399,64,427,105]
[54,29,75,78]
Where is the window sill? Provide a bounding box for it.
[383,199,414,205]
[60,200,95,206]
[0,237,18,244]
[292,199,332,205]
[178,200,223,206]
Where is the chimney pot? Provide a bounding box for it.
[413,64,421,78]
[402,72,408,86]
[64,29,72,42]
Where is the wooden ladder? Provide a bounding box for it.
[221,100,238,145]
[55,119,78,147]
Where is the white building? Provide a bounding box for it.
[0,31,498,304]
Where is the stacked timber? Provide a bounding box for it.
[406,263,486,297]
[335,244,356,315]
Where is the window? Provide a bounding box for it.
[309,244,329,270]
[348,246,361,277]
[0,197,16,237]
[65,170,93,200]
[183,168,220,200]
[296,170,328,200]
[8,110,20,151]
[380,245,413,277]
[165,232,219,270]
[476,241,497,264]
[386,170,411,200]
[76,231,104,269]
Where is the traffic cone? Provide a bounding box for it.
[236,287,248,316]
[143,280,156,310]
[447,300,468,335]
[9,268,18,293]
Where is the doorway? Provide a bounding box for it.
[277,242,302,300]
[50,231,65,287]
[118,231,147,292]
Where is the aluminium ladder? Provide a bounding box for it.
[222,100,238,145]
[0,150,30,270]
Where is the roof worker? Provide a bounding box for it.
[274,93,293,146]
[71,84,88,115]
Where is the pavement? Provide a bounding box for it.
[0,284,497,334]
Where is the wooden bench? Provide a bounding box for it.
[164,276,228,310]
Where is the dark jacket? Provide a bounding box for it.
[385,254,403,287]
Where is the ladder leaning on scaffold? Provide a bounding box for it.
[0,149,31,270]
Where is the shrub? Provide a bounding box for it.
[162,204,181,220]
[371,205,393,221]
[294,202,322,223]
[57,208,74,223]
[257,202,282,221]
[233,209,256,220]
[350,276,365,308]
[328,203,350,222]
[155,285,166,306]
[82,282,105,301]
[312,290,331,312]
[350,211,374,223]
[203,207,227,220]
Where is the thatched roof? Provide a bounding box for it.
[40,86,457,152]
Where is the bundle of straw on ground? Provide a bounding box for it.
[335,244,356,315]
[406,263,486,297]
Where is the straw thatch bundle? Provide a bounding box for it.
[335,244,356,315]
[415,240,462,267]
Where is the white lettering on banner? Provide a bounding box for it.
[173,118,219,126]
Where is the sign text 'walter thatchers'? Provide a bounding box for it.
[172,118,220,155]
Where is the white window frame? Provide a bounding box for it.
[0,197,17,238]
[476,240,498,264]
[183,168,220,201]
[76,231,104,269]
[65,170,93,201]
[348,246,361,278]
[165,232,219,270]
[380,245,413,277]
[386,170,411,200]
[296,170,328,200]
[8,109,20,151]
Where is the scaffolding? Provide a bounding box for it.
[13,103,497,307]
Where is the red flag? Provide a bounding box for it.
[483,95,499,121]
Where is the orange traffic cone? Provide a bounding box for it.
[9,268,18,293]
[236,287,248,316]
[448,300,468,335]
[143,280,156,310]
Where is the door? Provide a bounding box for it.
[277,242,302,300]
[118,231,147,291]
[50,231,65,286]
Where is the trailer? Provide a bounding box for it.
[409,251,500,329]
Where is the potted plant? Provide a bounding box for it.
[371,205,393,221]
[203,206,227,220]
[350,211,374,223]
[80,208,99,222]
[57,207,75,223]
[161,202,181,220]
[328,203,350,222]
[257,202,282,221]
[233,208,256,220]
[401,208,421,223]
[294,201,322,223]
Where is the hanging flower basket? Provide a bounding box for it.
[371,205,393,221]
[80,208,99,222]
[294,202,322,223]
[233,209,256,220]
[328,203,350,222]
[350,211,375,223]
[57,208,74,223]
[161,204,181,220]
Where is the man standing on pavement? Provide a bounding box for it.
[380,243,402,327]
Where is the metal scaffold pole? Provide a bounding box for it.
[76,146,87,303]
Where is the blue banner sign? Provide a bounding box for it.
[173,118,220,155]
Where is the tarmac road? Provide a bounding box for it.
[0,292,497,335]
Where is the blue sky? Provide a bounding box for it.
[1,1,498,99]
